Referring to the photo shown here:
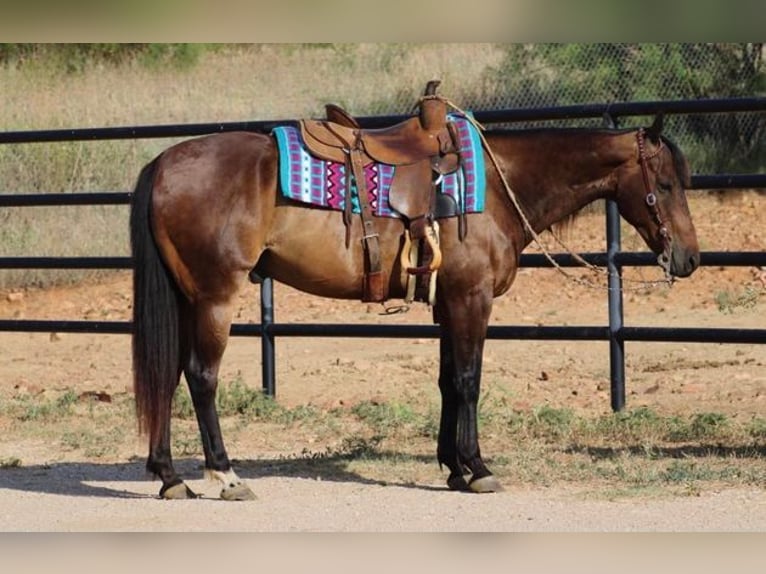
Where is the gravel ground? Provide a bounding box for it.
[1,460,765,531]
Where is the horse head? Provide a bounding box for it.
[614,115,700,279]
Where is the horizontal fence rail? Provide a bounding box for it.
[2,319,764,345]
[3,97,766,144]
[1,251,765,271]
[1,97,764,409]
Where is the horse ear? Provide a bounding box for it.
[602,113,617,129]
[646,113,664,142]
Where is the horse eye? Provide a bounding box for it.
[657,181,672,194]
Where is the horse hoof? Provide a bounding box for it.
[161,482,198,500]
[446,474,472,492]
[221,482,257,501]
[469,475,504,493]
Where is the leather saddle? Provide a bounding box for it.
[300,80,460,221]
[301,110,458,170]
[298,80,462,304]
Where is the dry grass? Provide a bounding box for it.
[1,382,763,497]
[2,44,500,128]
[0,44,502,289]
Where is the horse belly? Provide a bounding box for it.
[259,206,407,300]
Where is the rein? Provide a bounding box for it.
[424,95,675,292]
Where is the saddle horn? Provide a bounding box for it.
[424,79,441,96]
[420,80,445,131]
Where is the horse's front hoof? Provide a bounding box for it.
[446,473,472,492]
[161,482,199,500]
[468,475,504,493]
[221,481,257,501]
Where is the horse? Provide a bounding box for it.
[130,108,700,500]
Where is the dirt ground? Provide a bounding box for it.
[0,190,764,531]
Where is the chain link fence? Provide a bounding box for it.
[364,44,764,175]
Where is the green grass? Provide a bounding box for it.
[172,376,319,424]
[0,44,212,72]
[0,457,22,469]
[714,286,763,314]
[6,389,79,422]
[349,400,427,435]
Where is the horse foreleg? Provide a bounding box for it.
[184,301,255,501]
[436,291,503,493]
[454,356,503,493]
[436,333,471,491]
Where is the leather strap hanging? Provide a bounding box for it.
[348,133,386,302]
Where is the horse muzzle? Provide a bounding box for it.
[663,242,700,279]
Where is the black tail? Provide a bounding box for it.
[130,158,182,439]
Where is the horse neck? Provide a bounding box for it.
[487,129,636,237]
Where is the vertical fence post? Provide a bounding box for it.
[260,276,276,396]
[602,112,626,412]
[606,199,626,411]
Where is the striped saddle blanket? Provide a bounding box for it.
[272,114,486,218]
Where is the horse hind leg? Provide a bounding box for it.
[183,299,256,501]
[141,354,197,499]
[149,416,199,500]
[142,383,197,499]
[142,309,197,500]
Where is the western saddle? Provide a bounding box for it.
[299,80,461,303]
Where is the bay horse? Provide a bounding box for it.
[130,109,699,500]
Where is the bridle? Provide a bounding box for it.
[430,99,678,291]
[636,128,673,281]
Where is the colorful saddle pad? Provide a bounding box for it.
[272,114,485,218]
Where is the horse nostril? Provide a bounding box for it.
[689,254,700,271]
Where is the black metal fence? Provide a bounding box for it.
[2,97,765,411]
